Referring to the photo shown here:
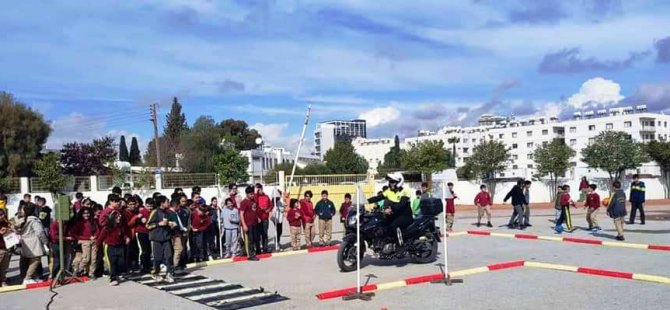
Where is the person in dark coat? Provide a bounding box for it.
[607,181,627,241]
[628,174,646,225]
[504,180,527,230]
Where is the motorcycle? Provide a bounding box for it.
[337,197,443,272]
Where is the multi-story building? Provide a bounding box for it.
[352,137,394,170]
[362,105,669,179]
[314,119,366,160]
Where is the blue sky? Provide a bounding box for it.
[1,0,669,156]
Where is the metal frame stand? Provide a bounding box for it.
[343,185,375,302]
[431,182,463,286]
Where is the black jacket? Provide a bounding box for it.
[504,185,527,206]
[147,208,172,242]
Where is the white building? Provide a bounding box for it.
[314,119,367,160]
[240,146,323,184]
[368,105,670,180]
[240,146,292,184]
[352,137,394,170]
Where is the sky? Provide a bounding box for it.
[1,0,670,156]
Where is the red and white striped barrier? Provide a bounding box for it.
[316,260,670,300]
[464,230,670,252]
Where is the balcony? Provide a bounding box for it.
[640,126,656,132]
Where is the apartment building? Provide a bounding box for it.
[314,119,367,160]
[355,105,670,179]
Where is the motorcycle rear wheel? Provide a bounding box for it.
[410,234,438,264]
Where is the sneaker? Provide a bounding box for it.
[248,256,259,261]
[151,274,162,283]
[525,224,533,227]
[615,236,625,241]
[507,224,515,229]
[22,279,36,285]
[626,221,634,225]
[164,274,175,283]
[208,256,214,261]
[487,222,493,228]
[476,223,481,227]
[640,222,645,225]
[109,280,119,286]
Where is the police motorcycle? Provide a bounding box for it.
[337,173,443,272]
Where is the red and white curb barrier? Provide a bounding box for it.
[316,260,526,300]
[0,277,90,294]
[465,230,670,252]
[186,245,340,269]
[315,260,670,300]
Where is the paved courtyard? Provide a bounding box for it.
[3,205,669,310]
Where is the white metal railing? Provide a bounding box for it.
[161,173,217,189]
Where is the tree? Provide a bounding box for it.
[469,140,510,199]
[400,140,452,182]
[218,119,262,150]
[119,135,129,162]
[265,162,299,184]
[0,92,52,177]
[129,137,142,166]
[60,136,117,176]
[581,131,646,188]
[162,97,189,167]
[323,140,368,174]
[645,140,670,198]
[380,135,402,170]
[164,97,188,141]
[214,144,250,185]
[534,139,576,201]
[181,116,224,173]
[144,137,168,167]
[456,161,476,180]
[447,137,460,167]
[34,152,69,194]
[302,163,332,175]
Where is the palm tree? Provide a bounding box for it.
[447,137,460,167]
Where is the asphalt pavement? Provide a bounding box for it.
[3,206,669,310]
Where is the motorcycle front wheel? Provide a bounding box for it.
[337,237,365,272]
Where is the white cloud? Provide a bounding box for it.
[567,77,624,109]
[45,113,106,149]
[358,106,401,128]
[250,122,290,145]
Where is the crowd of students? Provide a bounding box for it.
[0,183,356,287]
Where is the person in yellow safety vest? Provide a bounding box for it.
[382,173,413,245]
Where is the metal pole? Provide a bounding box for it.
[356,185,361,294]
[216,173,223,259]
[272,188,278,252]
[150,103,161,170]
[288,105,311,189]
[442,182,448,277]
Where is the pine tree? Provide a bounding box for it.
[119,135,130,162]
[164,97,188,141]
[129,137,142,166]
[163,97,188,167]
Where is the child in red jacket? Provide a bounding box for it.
[299,191,316,247]
[584,184,602,232]
[190,205,211,262]
[474,185,493,228]
[287,199,303,251]
[70,208,98,277]
[97,196,131,286]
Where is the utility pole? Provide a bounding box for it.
[150,103,162,170]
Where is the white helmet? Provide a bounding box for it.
[385,172,404,187]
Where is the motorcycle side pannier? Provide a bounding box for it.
[419,198,443,216]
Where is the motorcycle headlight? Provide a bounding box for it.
[347,214,358,227]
